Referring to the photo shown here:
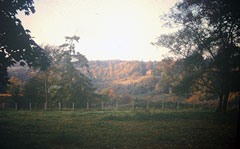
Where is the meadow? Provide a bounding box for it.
[0,109,237,148]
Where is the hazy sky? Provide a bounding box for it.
[18,0,178,61]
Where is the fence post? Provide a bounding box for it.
[2,103,4,110]
[29,102,31,111]
[102,101,104,110]
[147,100,149,110]
[132,100,134,110]
[59,102,61,111]
[162,99,164,110]
[72,102,75,111]
[87,102,89,110]
[116,101,118,109]
[192,101,195,109]
[177,100,180,109]
[15,103,17,110]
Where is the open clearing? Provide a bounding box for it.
[0,110,237,148]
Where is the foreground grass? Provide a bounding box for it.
[0,109,237,148]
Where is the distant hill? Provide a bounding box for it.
[88,60,162,95]
[8,60,165,96]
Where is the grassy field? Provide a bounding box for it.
[0,109,238,148]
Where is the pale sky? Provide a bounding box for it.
[18,0,178,61]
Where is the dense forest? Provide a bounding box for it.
[9,60,160,95]
[6,59,216,102]
[7,55,239,110]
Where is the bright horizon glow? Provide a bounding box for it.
[18,0,178,61]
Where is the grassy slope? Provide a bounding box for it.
[0,110,237,148]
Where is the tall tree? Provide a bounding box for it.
[49,36,96,107]
[154,0,240,112]
[0,0,50,93]
[40,45,53,108]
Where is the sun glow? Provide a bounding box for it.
[18,0,178,61]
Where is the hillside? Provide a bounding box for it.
[8,60,165,96]
[88,60,161,95]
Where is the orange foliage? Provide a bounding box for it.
[228,91,240,101]
[0,94,12,97]
[187,92,200,103]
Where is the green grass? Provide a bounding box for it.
[0,109,237,148]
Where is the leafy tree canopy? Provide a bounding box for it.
[0,0,50,93]
[154,0,240,111]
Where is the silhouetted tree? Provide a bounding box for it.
[0,0,50,93]
[154,0,240,112]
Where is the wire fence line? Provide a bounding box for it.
[0,100,220,111]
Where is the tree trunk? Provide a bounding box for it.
[216,94,223,112]
[45,71,48,107]
[223,92,229,112]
